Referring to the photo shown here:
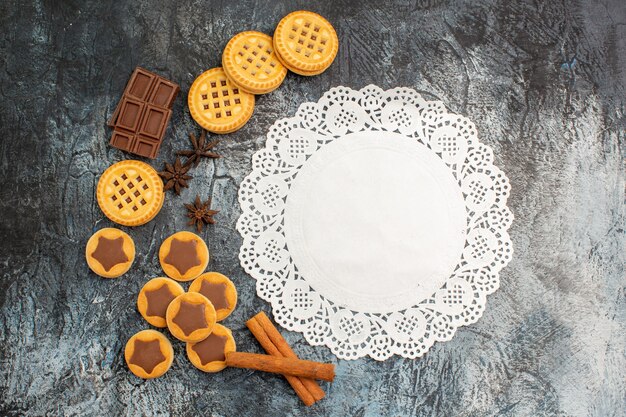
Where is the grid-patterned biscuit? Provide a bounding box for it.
[188,68,255,134]
[273,50,326,76]
[222,31,287,94]
[273,11,338,76]
[97,160,164,226]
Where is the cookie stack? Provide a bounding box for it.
[188,10,339,134]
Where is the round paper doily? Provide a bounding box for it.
[237,85,513,360]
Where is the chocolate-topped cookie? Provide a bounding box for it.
[166,292,216,343]
[85,228,135,278]
[137,277,185,327]
[186,323,236,373]
[159,231,209,281]
[124,329,174,379]
[189,272,237,321]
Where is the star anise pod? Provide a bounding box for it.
[158,157,192,195]
[177,130,221,167]
[185,195,219,232]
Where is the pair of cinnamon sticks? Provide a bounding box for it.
[224,312,332,406]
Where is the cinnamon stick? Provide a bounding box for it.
[246,317,316,406]
[252,312,326,401]
[226,352,335,382]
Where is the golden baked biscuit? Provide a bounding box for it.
[189,272,237,322]
[124,329,174,379]
[137,277,185,327]
[274,51,326,76]
[273,11,338,76]
[222,31,287,94]
[159,231,209,281]
[97,160,164,226]
[186,323,236,373]
[188,67,255,134]
[85,228,135,278]
[166,292,216,343]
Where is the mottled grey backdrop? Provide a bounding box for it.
[1,0,624,416]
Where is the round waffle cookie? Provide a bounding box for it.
[188,68,255,134]
[222,31,287,94]
[97,160,164,226]
[273,11,338,76]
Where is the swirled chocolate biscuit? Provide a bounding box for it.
[189,272,237,321]
[159,231,209,281]
[166,292,216,343]
[137,277,185,327]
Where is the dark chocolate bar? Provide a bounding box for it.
[108,67,179,159]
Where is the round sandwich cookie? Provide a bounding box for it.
[189,272,237,322]
[222,31,287,94]
[124,329,174,379]
[166,292,217,343]
[159,231,209,281]
[273,11,339,76]
[96,160,164,227]
[188,67,255,134]
[186,323,236,373]
[137,277,185,327]
[85,228,135,278]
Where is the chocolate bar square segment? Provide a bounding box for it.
[138,105,171,140]
[110,130,136,151]
[116,97,145,133]
[131,136,161,159]
[125,68,157,101]
[148,79,179,108]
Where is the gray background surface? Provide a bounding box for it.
[1,0,624,416]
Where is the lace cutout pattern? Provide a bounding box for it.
[237,85,513,360]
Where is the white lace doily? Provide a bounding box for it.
[237,85,513,360]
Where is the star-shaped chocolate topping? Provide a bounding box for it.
[172,301,208,336]
[129,339,166,374]
[145,284,176,317]
[163,238,200,275]
[91,236,128,271]
[192,333,228,365]
[199,280,229,310]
